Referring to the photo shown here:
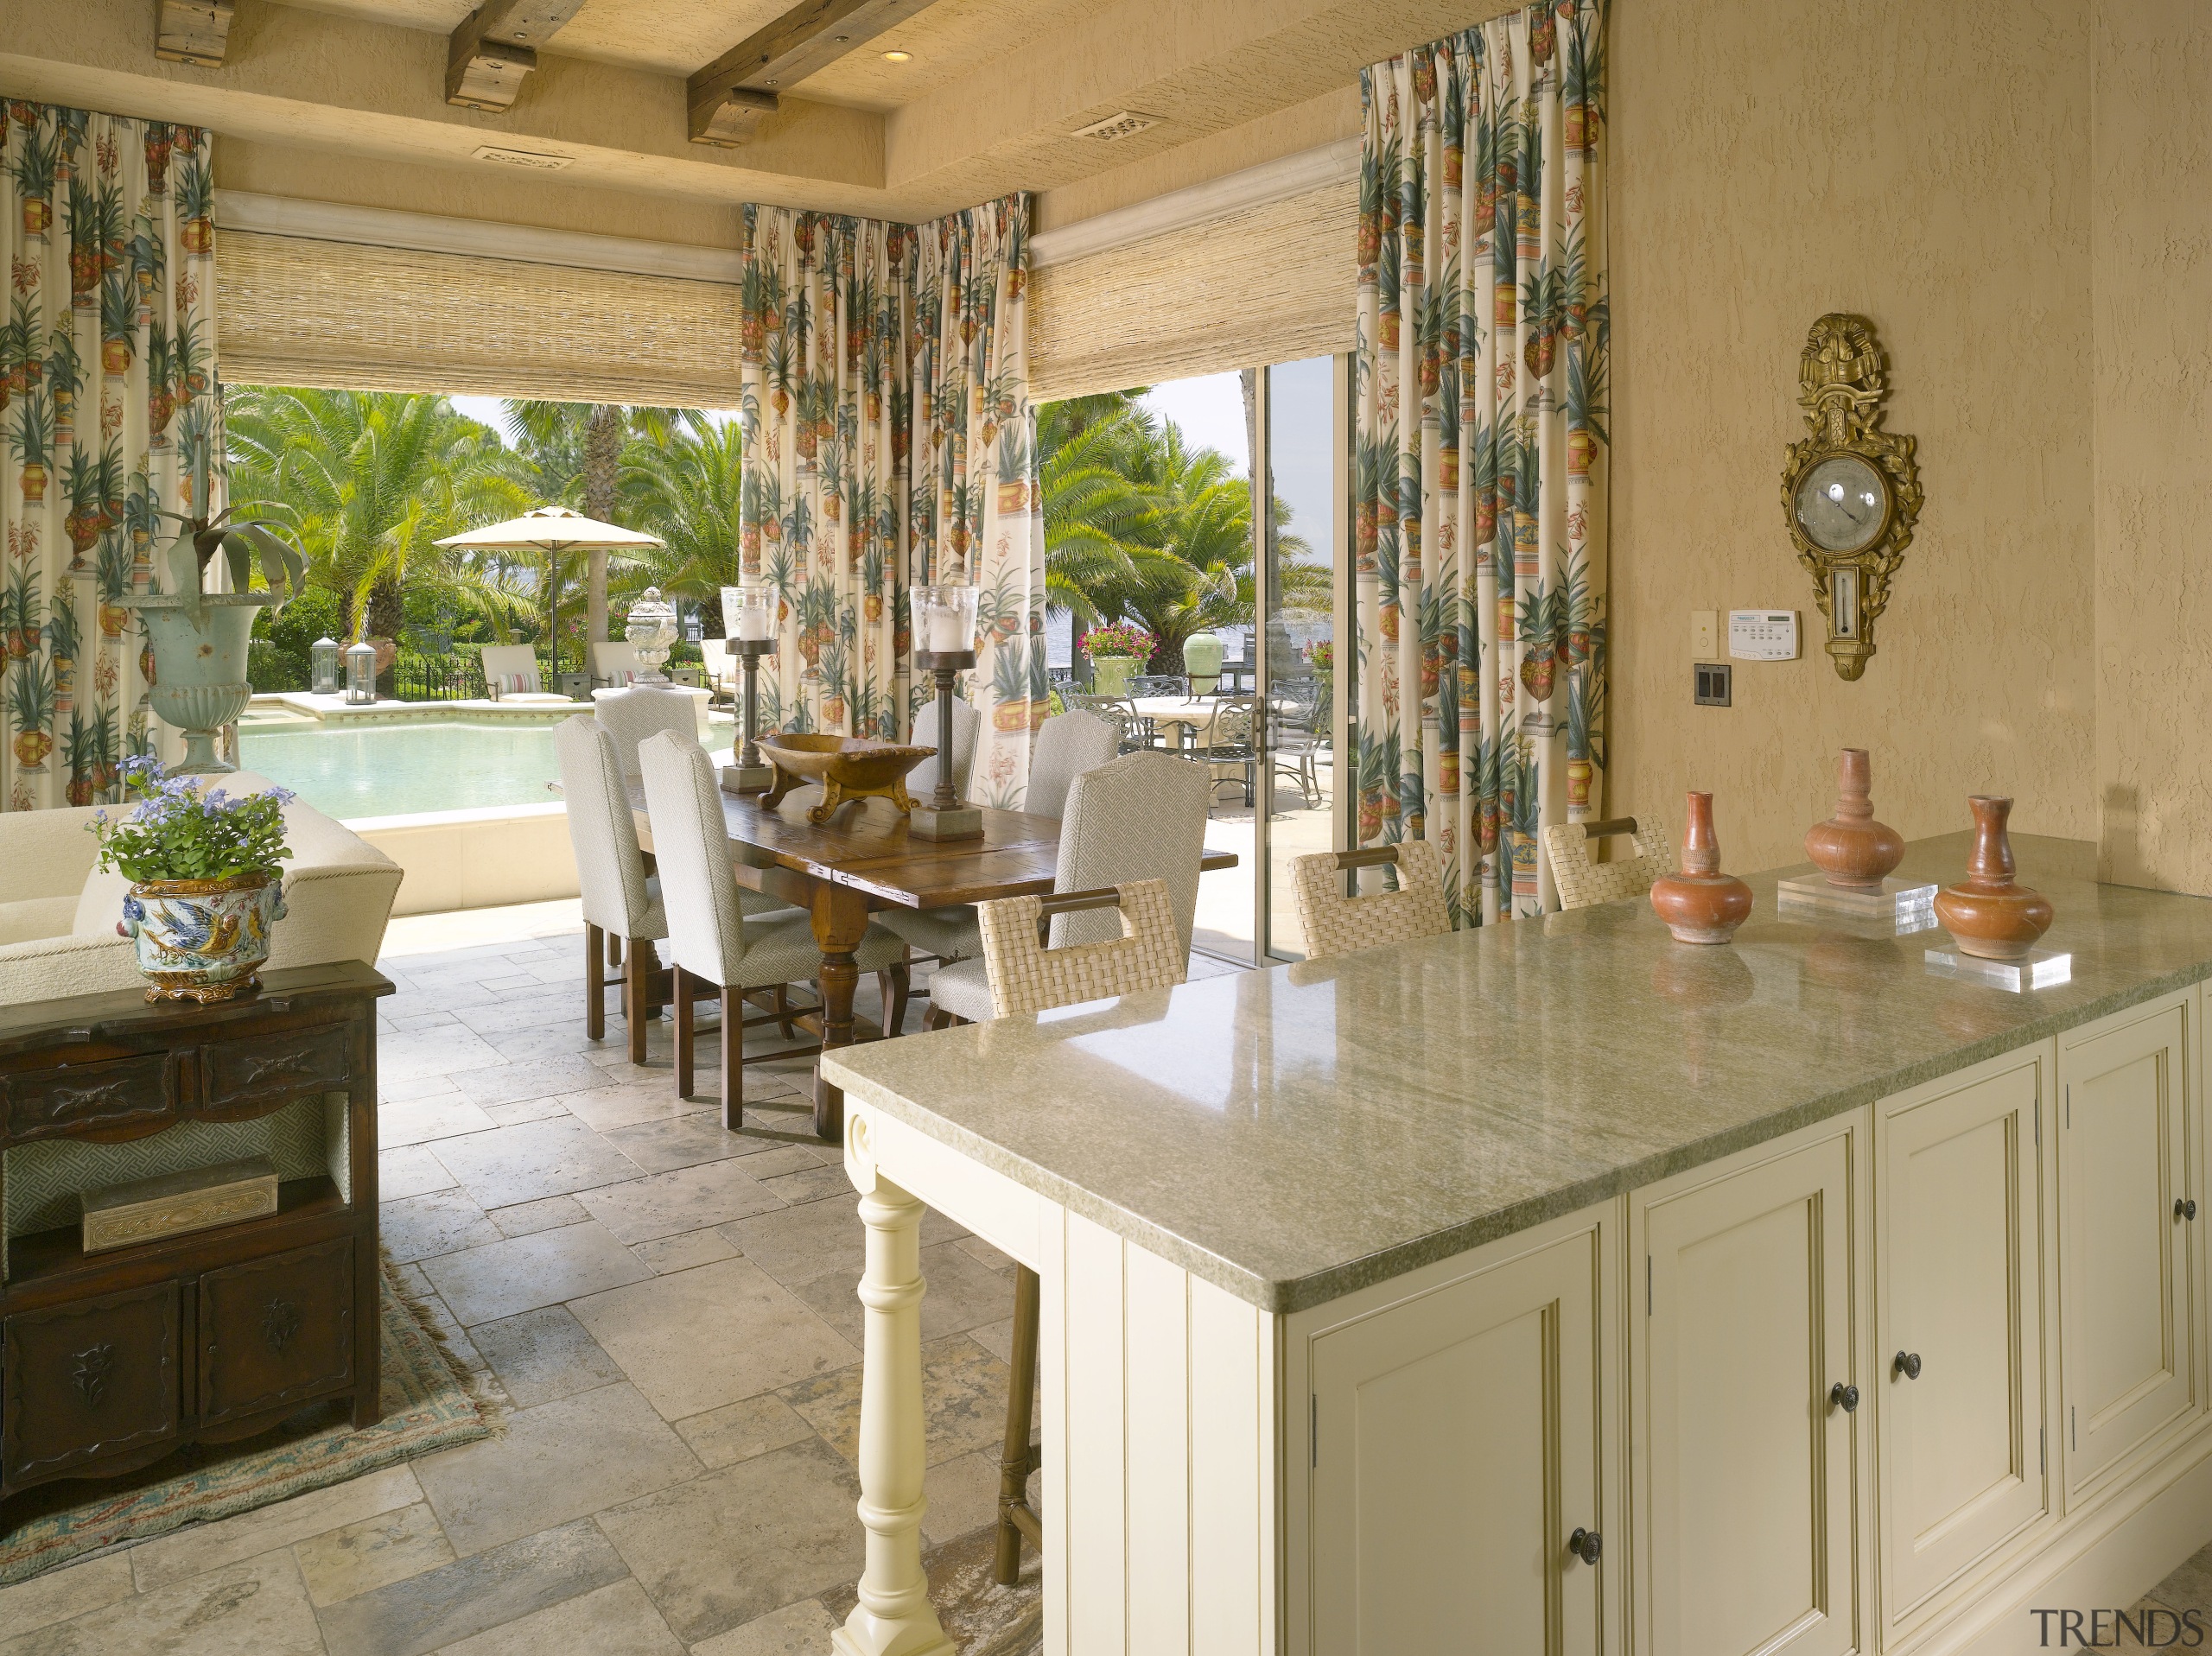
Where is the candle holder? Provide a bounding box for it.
[911,646,982,841]
[720,585,778,794]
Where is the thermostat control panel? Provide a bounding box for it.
[1728,610,1801,662]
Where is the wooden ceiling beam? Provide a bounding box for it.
[154,0,237,68]
[446,0,587,112]
[687,0,916,146]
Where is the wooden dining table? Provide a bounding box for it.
[629,780,1238,1140]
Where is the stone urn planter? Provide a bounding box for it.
[1090,657,1139,697]
[124,872,287,1002]
[127,507,309,775]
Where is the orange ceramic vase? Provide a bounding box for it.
[1804,747,1905,890]
[1933,796,2054,961]
[1649,791,1754,944]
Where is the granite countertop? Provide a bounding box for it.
[823,834,2212,1313]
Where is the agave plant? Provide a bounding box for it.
[153,504,308,628]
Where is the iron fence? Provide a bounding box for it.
[390,654,483,702]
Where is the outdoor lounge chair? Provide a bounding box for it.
[589,640,643,689]
[479,644,571,703]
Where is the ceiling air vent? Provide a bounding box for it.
[471,144,575,171]
[1069,111,1162,143]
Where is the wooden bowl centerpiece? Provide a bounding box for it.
[756,732,936,825]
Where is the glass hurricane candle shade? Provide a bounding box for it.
[310,637,341,695]
[343,638,378,705]
[721,584,776,644]
[626,587,679,682]
[917,583,979,657]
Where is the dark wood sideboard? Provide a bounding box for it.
[0,962,391,1501]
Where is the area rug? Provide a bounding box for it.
[0,1258,497,1584]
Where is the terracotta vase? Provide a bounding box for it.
[1649,791,1754,945]
[1805,747,1905,890]
[1933,796,2054,961]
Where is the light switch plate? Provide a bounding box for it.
[1728,610,1801,661]
[1694,662,1732,707]
[1691,609,1718,660]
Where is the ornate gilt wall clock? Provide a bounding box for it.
[1780,314,1923,680]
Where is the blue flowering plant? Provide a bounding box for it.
[88,760,296,885]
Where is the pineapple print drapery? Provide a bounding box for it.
[0,102,213,814]
[736,195,1044,805]
[1353,0,1609,923]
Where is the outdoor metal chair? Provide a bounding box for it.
[1269,679,1326,809]
[1188,693,1258,807]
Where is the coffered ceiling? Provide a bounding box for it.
[7,0,1496,225]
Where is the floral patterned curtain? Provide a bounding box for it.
[1353,0,1609,923]
[735,194,1041,805]
[0,101,213,813]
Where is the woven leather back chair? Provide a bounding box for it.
[1542,815,1675,910]
[1288,839,1452,961]
[973,879,1187,1586]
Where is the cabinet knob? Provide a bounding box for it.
[1894,1351,1922,1380]
[2177,1198,2199,1222]
[1567,1527,1601,1566]
[1830,1381,1860,1412]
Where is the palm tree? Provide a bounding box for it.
[225,387,530,648]
[503,399,649,650]
[620,410,744,608]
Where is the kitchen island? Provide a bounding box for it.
[823,834,2212,1656]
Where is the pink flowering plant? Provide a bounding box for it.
[1305,639,1334,675]
[88,759,296,884]
[1081,623,1155,662]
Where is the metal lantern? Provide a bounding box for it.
[343,638,378,705]
[626,586,678,684]
[915,583,979,657]
[310,636,342,695]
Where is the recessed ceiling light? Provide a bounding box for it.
[882,49,912,62]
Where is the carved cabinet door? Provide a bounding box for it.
[2,1281,181,1490]
[198,1238,354,1427]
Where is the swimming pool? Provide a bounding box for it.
[239,716,566,821]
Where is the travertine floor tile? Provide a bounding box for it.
[795,1237,1012,1348]
[486,1192,588,1237]
[721,1196,966,1291]
[445,1054,604,1107]
[381,1024,502,1081]
[429,1116,645,1209]
[9,1551,323,1656]
[954,1234,1017,1276]
[0,1553,134,1642]
[781,1335,1010,1469]
[433,1577,683,1656]
[467,1304,627,1407]
[488,1024,601,1063]
[2152,1543,2212,1613]
[600,1113,758,1174]
[378,1144,459,1199]
[759,1164,851,1206]
[380,1187,501,1264]
[688,1596,837,1656]
[378,1095,499,1147]
[412,1382,701,1556]
[671,1391,816,1470]
[921,1448,1004,1547]
[293,1499,455,1607]
[633,1226,741,1274]
[378,1072,464,1106]
[570,1258,858,1419]
[596,1438,864,1643]
[131,1463,423,1590]
[482,1094,571,1127]
[562,1078,709,1133]
[576,1158,786,1245]
[314,1516,628,1656]
[421,1219,650,1326]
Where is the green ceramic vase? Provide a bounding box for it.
[124,593,275,774]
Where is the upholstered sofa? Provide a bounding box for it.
[0,773,406,1005]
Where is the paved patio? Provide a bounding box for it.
[0,899,1234,1655]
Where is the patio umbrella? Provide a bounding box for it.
[435,506,663,682]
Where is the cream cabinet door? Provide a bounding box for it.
[1635,1120,1863,1656]
[1875,1044,2050,1629]
[2060,999,2198,1495]
[1310,1228,1604,1656]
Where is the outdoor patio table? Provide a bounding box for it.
[628,781,1237,1140]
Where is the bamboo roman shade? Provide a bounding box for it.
[217,231,745,407]
[1027,177,1357,402]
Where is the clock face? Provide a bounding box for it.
[1794,454,1889,555]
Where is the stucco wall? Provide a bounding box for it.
[2091,0,2212,892]
[1605,0,2100,875]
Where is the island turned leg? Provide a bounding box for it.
[810,885,871,1139]
[834,1172,953,1656]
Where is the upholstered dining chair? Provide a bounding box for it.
[1542,815,1676,911]
[969,878,1186,1584]
[1287,840,1453,962]
[925,750,1209,1026]
[594,686,699,778]
[556,716,794,1063]
[880,709,1123,982]
[637,731,912,1127]
[906,694,980,802]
